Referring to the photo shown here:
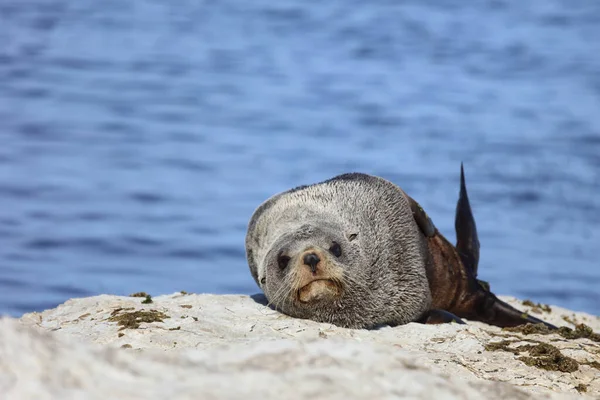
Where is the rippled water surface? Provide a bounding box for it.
[1,0,599,316]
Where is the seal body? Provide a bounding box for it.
[246,174,432,328]
[245,168,555,329]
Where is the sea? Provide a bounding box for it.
[1,0,599,316]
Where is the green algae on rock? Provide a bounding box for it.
[521,300,552,313]
[108,309,169,330]
[504,323,551,335]
[504,322,600,342]
[517,343,578,373]
[557,324,600,342]
[575,383,588,393]
[484,340,521,355]
[485,340,579,373]
[562,315,578,325]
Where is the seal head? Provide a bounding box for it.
[263,222,350,306]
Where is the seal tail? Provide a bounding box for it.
[455,162,480,277]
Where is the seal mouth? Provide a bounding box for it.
[297,279,342,304]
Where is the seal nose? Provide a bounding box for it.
[303,252,320,273]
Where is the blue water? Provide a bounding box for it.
[1,0,599,317]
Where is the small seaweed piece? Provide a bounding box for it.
[110,307,134,317]
[130,292,149,298]
[504,323,600,342]
[521,300,552,313]
[575,384,588,393]
[557,324,600,342]
[108,310,169,330]
[504,323,551,335]
[141,295,153,304]
[484,340,521,355]
[486,339,580,372]
[540,304,552,313]
[517,343,579,373]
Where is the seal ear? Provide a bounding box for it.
[408,197,436,238]
[455,163,480,276]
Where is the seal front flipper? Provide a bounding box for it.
[455,162,480,276]
[417,309,465,325]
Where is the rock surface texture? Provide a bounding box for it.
[1,293,599,399]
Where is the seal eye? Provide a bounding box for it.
[277,254,291,270]
[329,242,342,257]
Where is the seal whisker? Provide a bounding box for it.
[278,273,295,312]
[288,267,305,308]
[275,267,301,312]
[266,272,292,311]
[265,280,282,308]
[273,281,294,311]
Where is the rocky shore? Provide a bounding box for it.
[1,293,598,399]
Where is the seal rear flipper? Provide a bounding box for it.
[417,309,466,325]
[455,163,480,277]
[469,290,557,329]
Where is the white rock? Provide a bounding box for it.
[1,293,598,399]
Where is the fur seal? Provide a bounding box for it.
[245,164,555,329]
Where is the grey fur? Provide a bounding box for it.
[245,173,432,329]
